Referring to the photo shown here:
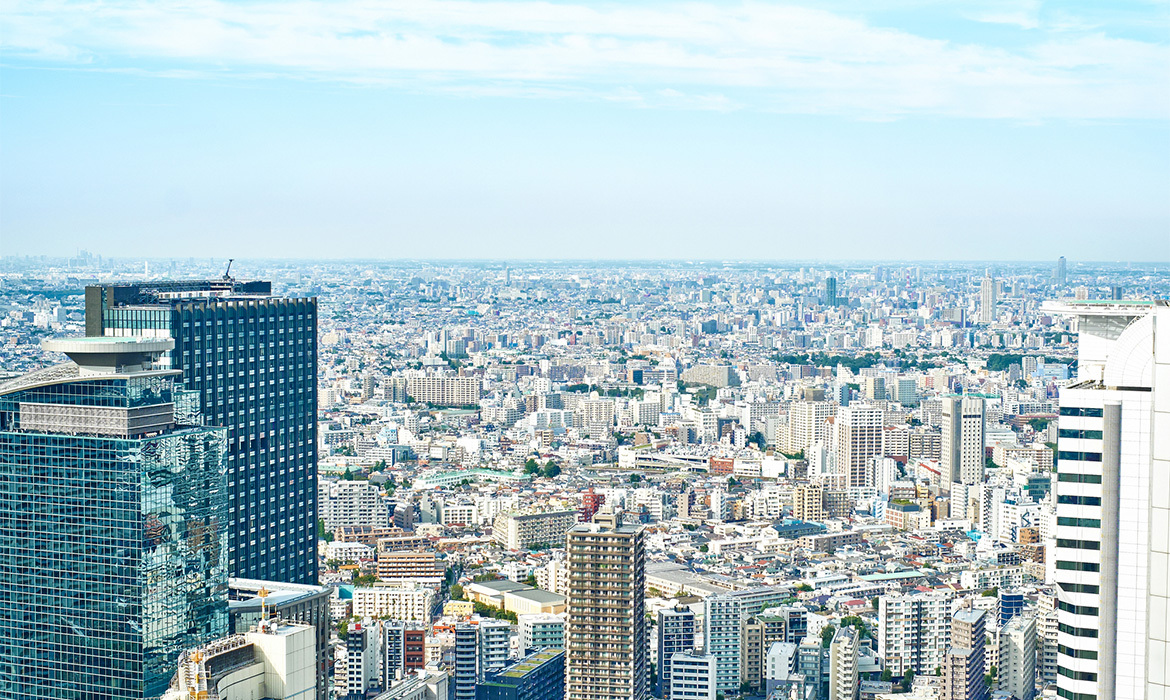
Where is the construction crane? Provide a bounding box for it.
[222,258,234,281]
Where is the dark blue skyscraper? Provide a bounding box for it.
[0,337,228,699]
[86,278,318,584]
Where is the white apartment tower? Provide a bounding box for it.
[1040,300,1170,700]
[835,404,883,488]
[980,275,997,325]
[941,396,985,498]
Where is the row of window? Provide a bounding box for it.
[1060,407,1104,418]
[1058,451,1102,463]
[1059,428,1104,440]
[1057,517,1101,528]
[1056,538,1100,550]
[1058,473,1102,484]
[1058,622,1098,638]
[1058,600,1100,616]
[1057,561,1100,572]
[1059,644,1098,660]
[1058,495,1102,506]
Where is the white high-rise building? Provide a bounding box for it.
[835,404,883,488]
[980,275,997,325]
[829,626,860,700]
[785,401,836,455]
[878,589,953,677]
[1039,300,1170,700]
[941,396,985,496]
[999,615,1036,700]
[669,652,718,700]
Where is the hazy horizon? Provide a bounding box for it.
[2,0,1168,261]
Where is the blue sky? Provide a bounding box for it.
[1,0,1168,261]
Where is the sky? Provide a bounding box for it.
[1,0,1168,261]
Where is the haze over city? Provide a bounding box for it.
[2,0,1168,260]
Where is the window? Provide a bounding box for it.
[1058,623,1098,638]
[1058,473,1102,484]
[1059,645,1098,660]
[1057,561,1100,572]
[1059,428,1104,440]
[1058,495,1102,506]
[1059,582,1099,594]
[1057,538,1100,550]
[1059,601,1100,616]
[1060,407,1104,418]
[1057,517,1100,528]
[1059,451,1103,462]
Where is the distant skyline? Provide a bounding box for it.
[2,0,1168,261]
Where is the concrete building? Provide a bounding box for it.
[658,605,697,699]
[493,509,579,550]
[352,584,434,622]
[480,619,515,679]
[565,512,648,700]
[878,590,953,677]
[669,652,719,700]
[519,613,566,653]
[382,620,428,685]
[337,618,381,700]
[165,620,317,700]
[320,479,390,530]
[941,396,985,499]
[376,550,445,585]
[998,615,1036,700]
[829,626,860,700]
[228,578,333,700]
[1040,301,1170,700]
[454,623,479,700]
[980,275,997,325]
[836,404,884,488]
[941,609,987,700]
[477,647,566,700]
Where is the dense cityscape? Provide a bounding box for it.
[0,255,1167,700]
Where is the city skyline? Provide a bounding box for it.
[2,1,1167,261]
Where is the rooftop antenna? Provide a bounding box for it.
[223,258,234,281]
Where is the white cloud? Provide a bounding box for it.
[1,0,1167,119]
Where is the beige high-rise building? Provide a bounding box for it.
[835,405,883,488]
[942,609,988,700]
[565,512,647,700]
[793,484,826,522]
[785,401,836,455]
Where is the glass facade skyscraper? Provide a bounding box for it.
[0,337,228,699]
[86,279,318,585]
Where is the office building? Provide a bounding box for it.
[658,605,697,699]
[863,376,885,402]
[377,551,445,585]
[785,401,835,455]
[669,653,718,700]
[86,279,318,584]
[1040,301,1170,700]
[765,642,801,696]
[1055,256,1067,286]
[878,590,953,677]
[493,509,579,550]
[798,635,827,700]
[980,275,997,325]
[825,277,838,307]
[998,615,1036,700]
[228,578,333,700]
[0,337,228,699]
[477,647,566,700]
[835,404,883,488]
[941,396,985,498]
[565,512,648,700]
[829,626,860,700]
[705,594,744,694]
[942,609,987,700]
[164,619,317,700]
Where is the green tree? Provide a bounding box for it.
[342,467,354,481]
[699,544,709,553]
[796,583,813,592]
[317,518,334,543]
[450,584,464,601]
[881,669,893,683]
[821,625,836,648]
[629,473,642,483]
[542,463,561,478]
[524,458,540,474]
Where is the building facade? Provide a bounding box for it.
[0,337,229,699]
[86,280,318,584]
[564,512,647,700]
